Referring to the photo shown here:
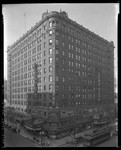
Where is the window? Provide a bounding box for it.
[37,44,41,52]
[63,42,65,47]
[49,48,52,54]
[28,72,31,78]
[62,33,65,38]
[71,62,73,67]
[49,57,52,64]
[32,55,36,62]
[63,51,65,56]
[44,111,47,117]
[56,49,58,54]
[56,21,59,26]
[69,44,71,49]
[24,60,27,65]
[37,53,42,59]
[24,53,27,59]
[56,31,59,36]
[38,77,41,83]
[28,79,31,85]
[56,76,59,81]
[72,53,73,58]
[38,86,42,92]
[63,59,65,64]
[49,84,52,91]
[71,45,73,50]
[55,39,58,45]
[44,85,46,90]
[49,21,52,27]
[49,75,52,82]
[28,58,31,63]
[28,65,31,71]
[32,48,36,55]
[55,57,58,61]
[49,66,52,72]
[49,39,52,45]
[52,21,55,26]
[55,85,58,91]
[63,77,65,82]
[38,61,42,67]
[24,87,27,92]
[69,61,71,66]
[44,33,46,39]
[49,30,52,35]
[44,25,46,31]
[44,59,46,65]
[44,77,46,82]
[69,53,71,57]
[76,55,78,60]
[44,68,46,73]
[39,69,42,75]
[24,73,27,79]
[44,42,46,48]
[44,51,46,56]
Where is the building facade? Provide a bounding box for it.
[7,10,115,134]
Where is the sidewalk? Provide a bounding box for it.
[19,127,52,147]
[18,127,87,147]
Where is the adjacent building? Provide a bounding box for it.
[7,10,115,135]
[4,79,7,100]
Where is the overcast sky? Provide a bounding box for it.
[2,3,119,91]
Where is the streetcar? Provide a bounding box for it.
[82,129,110,147]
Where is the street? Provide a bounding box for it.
[3,126,118,147]
[4,128,40,147]
[97,135,118,147]
[59,135,118,147]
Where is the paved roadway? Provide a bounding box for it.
[60,136,118,147]
[4,128,40,147]
[3,127,118,147]
[97,135,118,147]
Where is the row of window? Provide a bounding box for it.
[12,82,108,93]
[11,35,53,61]
[11,64,52,77]
[61,107,107,117]
[11,44,53,66]
[50,19,112,52]
[10,26,54,56]
[11,100,26,105]
[12,75,53,85]
[10,45,111,74]
[10,14,112,61]
[12,91,110,101]
[11,57,53,73]
[12,84,53,94]
[11,34,110,64]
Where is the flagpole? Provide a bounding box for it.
[24,12,26,33]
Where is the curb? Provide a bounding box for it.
[19,132,27,138]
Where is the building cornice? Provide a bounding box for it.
[8,11,114,51]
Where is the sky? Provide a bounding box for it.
[2,3,119,91]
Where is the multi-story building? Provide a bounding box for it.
[7,10,115,135]
[4,79,7,100]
